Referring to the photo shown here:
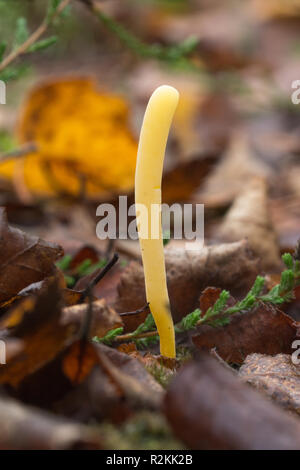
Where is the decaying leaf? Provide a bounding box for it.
[165,354,300,450]
[61,299,122,338]
[98,344,163,398]
[239,353,300,415]
[217,177,281,271]
[62,340,102,385]
[55,343,163,423]
[196,133,272,208]
[192,303,299,364]
[0,281,122,386]
[116,240,259,323]
[0,78,137,198]
[0,396,102,450]
[161,155,219,203]
[0,208,62,305]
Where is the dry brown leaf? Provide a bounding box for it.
[0,282,122,386]
[239,353,300,415]
[162,154,219,203]
[217,177,281,271]
[196,133,272,208]
[165,354,300,450]
[192,303,299,364]
[0,208,63,305]
[0,396,102,450]
[116,239,259,322]
[98,344,163,398]
[270,197,300,252]
[62,340,100,385]
[61,299,122,339]
[55,343,163,423]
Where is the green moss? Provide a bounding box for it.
[99,412,184,450]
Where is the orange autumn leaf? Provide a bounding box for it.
[62,340,99,385]
[0,78,137,198]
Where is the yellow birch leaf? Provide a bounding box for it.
[0,78,138,198]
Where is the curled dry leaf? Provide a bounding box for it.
[61,299,122,338]
[75,262,124,307]
[56,343,163,423]
[0,396,102,450]
[0,208,63,305]
[192,303,299,364]
[217,177,281,271]
[0,281,122,386]
[270,197,300,253]
[161,155,219,204]
[116,239,259,323]
[239,353,300,415]
[98,344,163,398]
[62,340,102,386]
[165,354,300,450]
[196,133,272,208]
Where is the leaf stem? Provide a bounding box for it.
[0,0,71,73]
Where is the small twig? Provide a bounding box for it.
[79,252,119,302]
[104,238,115,261]
[75,291,94,383]
[0,142,38,163]
[115,329,158,343]
[79,290,94,341]
[0,0,71,73]
[119,302,150,317]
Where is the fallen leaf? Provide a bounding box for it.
[0,281,122,386]
[0,396,102,450]
[239,353,300,415]
[165,354,300,450]
[69,245,100,270]
[55,343,163,423]
[192,303,299,364]
[62,340,100,385]
[196,133,272,208]
[0,78,137,198]
[270,197,300,252]
[0,208,62,305]
[217,177,281,271]
[116,239,259,322]
[162,154,219,203]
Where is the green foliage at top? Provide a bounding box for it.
[0,0,67,82]
[95,9,198,66]
[13,17,29,49]
[46,0,63,23]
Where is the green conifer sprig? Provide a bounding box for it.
[0,0,69,81]
[93,252,300,349]
[94,9,198,65]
